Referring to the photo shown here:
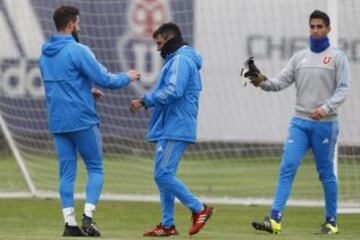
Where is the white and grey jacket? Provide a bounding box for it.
[260,46,350,121]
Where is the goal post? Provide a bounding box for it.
[0,112,36,196]
[0,0,359,212]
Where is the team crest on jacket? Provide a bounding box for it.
[323,56,332,64]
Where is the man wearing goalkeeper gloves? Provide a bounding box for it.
[129,22,214,237]
[245,10,350,235]
[39,6,140,237]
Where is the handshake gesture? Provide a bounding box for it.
[240,57,267,87]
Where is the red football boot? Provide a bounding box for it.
[188,205,215,235]
[143,224,179,237]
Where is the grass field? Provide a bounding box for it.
[1,152,359,202]
[0,199,359,239]
[1,152,360,239]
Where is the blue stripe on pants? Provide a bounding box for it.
[272,117,338,219]
[53,125,103,208]
[154,139,203,228]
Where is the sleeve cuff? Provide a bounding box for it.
[321,104,332,114]
[123,73,131,85]
[143,94,154,108]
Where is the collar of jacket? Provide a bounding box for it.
[161,36,186,59]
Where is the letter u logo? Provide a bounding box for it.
[323,56,332,64]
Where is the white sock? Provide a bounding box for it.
[84,203,96,218]
[63,207,77,226]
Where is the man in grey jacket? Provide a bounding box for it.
[246,10,350,235]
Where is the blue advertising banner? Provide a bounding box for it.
[0,0,194,139]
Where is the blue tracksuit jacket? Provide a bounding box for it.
[39,35,130,133]
[143,46,202,143]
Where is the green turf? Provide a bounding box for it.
[1,153,360,239]
[0,199,359,239]
[1,153,359,203]
[0,154,28,192]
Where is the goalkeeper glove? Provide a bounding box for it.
[241,57,267,87]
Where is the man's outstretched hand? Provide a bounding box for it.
[129,99,145,113]
[127,70,141,82]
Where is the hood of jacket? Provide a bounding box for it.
[175,46,202,70]
[41,34,75,57]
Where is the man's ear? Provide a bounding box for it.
[67,19,76,31]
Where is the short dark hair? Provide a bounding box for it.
[309,10,330,27]
[53,6,79,31]
[153,22,182,39]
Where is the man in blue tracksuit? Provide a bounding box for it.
[130,22,214,237]
[39,6,140,237]
[244,10,350,235]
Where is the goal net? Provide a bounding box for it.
[0,0,359,211]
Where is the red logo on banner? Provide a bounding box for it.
[323,56,332,64]
[117,0,171,94]
[130,0,170,38]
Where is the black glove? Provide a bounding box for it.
[243,57,260,78]
[241,57,267,87]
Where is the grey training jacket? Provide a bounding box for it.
[260,46,350,121]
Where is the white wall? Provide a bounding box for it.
[195,0,360,145]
